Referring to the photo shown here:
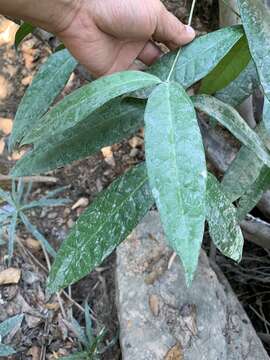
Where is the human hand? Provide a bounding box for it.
[56,0,195,77]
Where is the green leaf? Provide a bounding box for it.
[48,163,154,293]
[238,0,270,102]
[215,59,259,107]
[70,317,88,347]
[20,213,56,257]
[222,145,262,202]
[221,120,270,202]
[0,314,24,338]
[0,187,13,204]
[192,95,270,166]
[0,344,16,356]
[21,198,70,210]
[149,25,244,87]
[206,173,243,262]
[11,98,146,176]
[199,35,251,95]
[15,22,35,50]
[263,97,270,136]
[9,50,77,151]
[144,82,206,285]
[237,166,270,221]
[8,212,17,265]
[22,71,161,145]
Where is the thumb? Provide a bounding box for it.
[154,6,195,48]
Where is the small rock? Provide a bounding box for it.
[48,212,58,219]
[129,136,144,148]
[72,197,89,210]
[25,238,41,251]
[0,19,18,46]
[21,75,33,86]
[0,117,13,134]
[130,148,139,158]
[101,146,113,158]
[0,268,21,285]
[101,146,116,167]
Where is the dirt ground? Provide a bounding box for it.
[0,0,270,358]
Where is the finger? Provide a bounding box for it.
[154,6,195,47]
[137,41,163,66]
[105,40,146,75]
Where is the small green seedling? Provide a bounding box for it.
[0,179,70,264]
[61,303,107,360]
[0,314,24,357]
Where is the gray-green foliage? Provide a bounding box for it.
[60,303,107,360]
[0,314,24,357]
[9,1,270,291]
[0,180,70,262]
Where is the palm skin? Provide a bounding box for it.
[56,0,195,77]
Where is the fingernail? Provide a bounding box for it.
[185,25,196,37]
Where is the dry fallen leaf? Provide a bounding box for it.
[0,268,21,285]
[72,197,89,210]
[165,343,184,360]
[27,345,41,360]
[0,138,5,154]
[25,237,41,251]
[44,302,60,311]
[149,294,160,317]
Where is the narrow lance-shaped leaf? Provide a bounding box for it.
[237,166,270,221]
[20,213,56,257]
[144,82,207,285]
[192,95,270,166]
[206,173,244,262]
[9,49,77,151]
[15,22,35,50]
[11,98,146,177]
[149,25,244,87]
[48,163,154,293]
[221,121,270,202]
[199,35,251,95]
[221,145,262,202]
[23,71,161,145]
[263,97,270,136]
[0,344,16,357]
[215,59,259,107]
[238,0,270,102]
[8,212,17,265]
[0,314,24,337]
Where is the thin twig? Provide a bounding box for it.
[18,238,93,317]
[40,243,67,318]
[0,174,59,183]
[167,0,197,81]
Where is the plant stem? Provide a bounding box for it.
[166,0,197,82]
